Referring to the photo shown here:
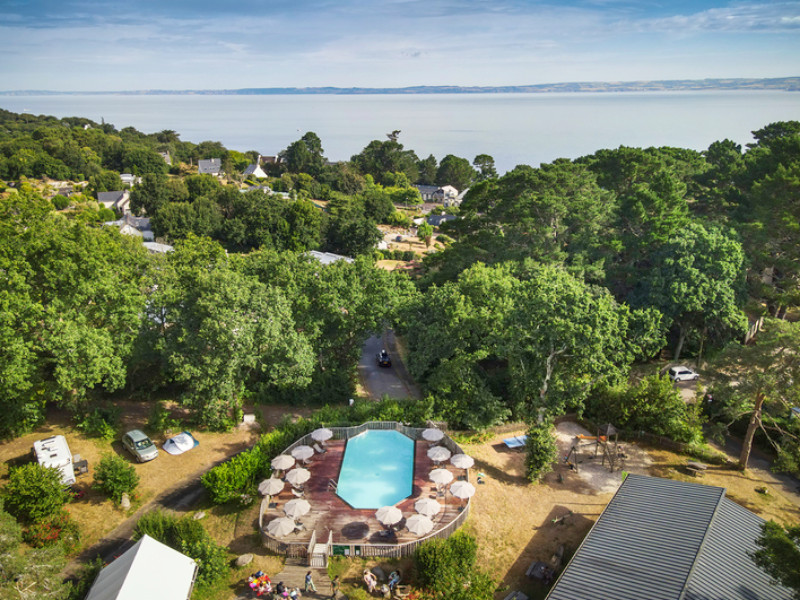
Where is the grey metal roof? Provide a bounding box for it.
[306,250,354,265]
[198,158,222,175]
[546,475,791,600]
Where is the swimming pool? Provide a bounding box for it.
[336,430,415,509]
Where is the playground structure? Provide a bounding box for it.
[563,423,627,473]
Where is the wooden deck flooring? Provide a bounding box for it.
[262,439,467,547]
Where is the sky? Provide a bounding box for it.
[0,0,799,91]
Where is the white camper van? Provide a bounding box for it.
[33,435,76,486]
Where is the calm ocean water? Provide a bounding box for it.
[2,91,798,174]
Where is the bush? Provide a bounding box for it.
[93,454,139,503]
[3,463,71,523]
[23,510,80,552]
[52,195,70,210]
[413,531,494,600]
[147,401,180,435]
[75,407,119,441]
[181,538,230,588]
[525,421,558,483]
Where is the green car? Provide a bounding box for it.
[122,429,159,462]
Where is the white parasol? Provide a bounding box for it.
[291,445,314,462]
[427,446,452,463]
[422,428,444,443]
[311,428,333,443]
[266,516,297,537]
[429,468,454,485]
[414,497,442,517]
[271,454,295,471]
[375,505,403,526]
[283,498,311,520]
[450,453,475,470]
[450,481,476,500]
[258,478,284,496]
[285,467,311,487]
[405,514,434,536]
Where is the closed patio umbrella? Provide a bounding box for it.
[266,516,297,538]
[291,445,314,463]
[422,428,444,443]
[258,478,284,496]
[283,498,311,520]
[429,468,454,486]
[450,481,476,500]
[414,497,442,517]
[427,446,451,463]
[271,454,295,471]
[311,428,333,443]
[450,453,474,470]
[285,467,311,487]
[406,514,434,536]
[375,505,403,526]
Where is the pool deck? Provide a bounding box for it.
[262,438,468,546]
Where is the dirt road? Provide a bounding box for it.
[357,333,419,400]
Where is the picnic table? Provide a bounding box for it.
[686,461,708,476]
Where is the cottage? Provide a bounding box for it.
[546,474,793,600]
[120,173,141,187]
[104,214,154,240]
[97,190,130,213]
[414,184,460,205]
[198,158,223,176]
[243,156,268,179]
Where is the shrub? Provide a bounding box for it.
[525,421,558,483]
[75,407,119,441]
[182,538,230,587]
[413,531,494,600]
[3,463,70,523]
[147,401,180,435]
[23,510,80,552]
[93,454,139,503]
[52,195,70,210]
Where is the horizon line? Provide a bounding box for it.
[1,76,799,96]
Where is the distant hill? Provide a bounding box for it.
[2,77,799,95]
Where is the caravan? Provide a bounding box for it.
[32,435,76,486]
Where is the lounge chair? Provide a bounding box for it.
[291,488,305,498]
[313,443,327,454]
[503,435,528,449]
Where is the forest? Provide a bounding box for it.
[0,108,798,475]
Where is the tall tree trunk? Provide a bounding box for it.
[674,323,687,361]
[739,391,765,470]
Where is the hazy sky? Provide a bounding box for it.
[1,0,799,91]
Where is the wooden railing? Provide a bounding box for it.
[262,421,470,558]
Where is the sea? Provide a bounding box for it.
[1,91,799,175]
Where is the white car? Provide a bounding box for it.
[668,366,700,382]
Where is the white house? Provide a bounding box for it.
[243,156,269,179]
[198,158,223,177]
[97,190,130,213]
[414,184,460,205]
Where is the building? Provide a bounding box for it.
[243,156,269,179]
[306,250,354,265]
[85,535,197,600]
[119,173,141,187]
[158,151,172,165]
[414,184,460,206]
[546,474,792,600]
[198,158,223,176]
[104,214,153,240]
[97,190,130,213]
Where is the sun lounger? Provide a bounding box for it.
[503,435,528,449]
[291,488,305,498]
[313,443,327,454]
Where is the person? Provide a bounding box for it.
[289,588,301,599]
[331,575,340,598]
[363,570,377,593]
[305,571,317,593]
[276,581,286,596]
[388,570,401,591]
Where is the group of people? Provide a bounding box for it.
[362,569,401,597]
[247,571,303,599]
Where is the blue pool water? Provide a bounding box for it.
[336,430,415,509]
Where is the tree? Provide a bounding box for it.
[752,520,800,598]
[281,132,326,176]
[350,139,419,185]
[710,319,800,470]
[473,154,497,180]
[93,454,140,503]
[417,221,433,247]
[2,464,70,523]
[525,420,558,482]
[634,222,747,360]
[417,154,438,184]
[413,531,494,600]
[436,154,476,190]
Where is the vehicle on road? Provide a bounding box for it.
[122,429,159,462]
[668,366,700,382]
[376,349,392,368]
[33,435,76,486]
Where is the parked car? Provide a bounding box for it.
[668,366,700,382]
[122,429,159,462]
[376,349,392,368]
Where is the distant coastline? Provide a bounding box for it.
[1,77,799,96]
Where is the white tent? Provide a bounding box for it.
[85,534,197,600]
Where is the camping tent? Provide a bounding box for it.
[85,534,197,600]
